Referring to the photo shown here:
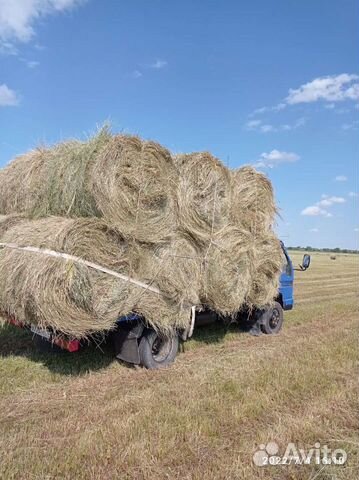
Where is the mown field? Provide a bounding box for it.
[0,251,358,479]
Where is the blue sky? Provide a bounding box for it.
[0,0,358,249]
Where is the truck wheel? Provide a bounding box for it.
[260,302,283,334]
[139,330,179,369]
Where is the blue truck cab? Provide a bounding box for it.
[278,242,311,310]
[278,241,295,310]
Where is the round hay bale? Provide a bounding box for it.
[0,248,105,337]
[174,152,231,246]
[136,232,202,307]
[0,217,192,337]
[0,148,47,215]
[245,231,282,309]
[200,226,253,316]
[231,166,277,233]
[0,128,112,219]
[91,135,177,243]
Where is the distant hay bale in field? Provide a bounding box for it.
[0,217,193,337]
[91,135,177,243]
[174,152,231,245]
[230,166,277,233]
[245,232,283,309]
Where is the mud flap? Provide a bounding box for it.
[112,322,144,365]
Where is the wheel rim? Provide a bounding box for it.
[152,336,173,362]
[269,308,280,330]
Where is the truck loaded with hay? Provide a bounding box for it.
[0,128,310,369]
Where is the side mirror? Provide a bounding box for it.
[301,254,311,270]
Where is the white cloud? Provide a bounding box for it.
[150,59,167,69]
[342,121,359,130]
[20,58,39,68]
[335,175,347,182]
[249,73,359,118]
[302,194,346,218]
[354,228,359,232]
[0,0,84,48]
[310,228,319,232]
[131,70,142,79]
[260,124,274,133]
[249,103,286,117]
[317,196,346,207]
[249,106,267,116]
[0,83,19,106]
[349,191,358,197]
[245,119,262,129]
[301,206,332,217]
[245,117,305,133]
[255,149,300,168]
[286,74,359,104]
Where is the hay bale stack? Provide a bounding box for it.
[0,217,196,337]
[91,135,177,243]
[0,130,283,337]
[174,152,231,246]
[231,166,277,233]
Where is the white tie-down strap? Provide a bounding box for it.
[0,242,162,296]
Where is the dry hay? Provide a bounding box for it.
[174,152,231,246]
[230,166,277,233]
[136,232,202,307]
[245,231,283,309]
[0,214,27,238]
[34,128,112,218]
[91,134,177,244]
[0,128,111,219]
[0,130,178,244]
[0,131,283,335]
[0,148,48,215]
[0,217,193,337]
[200,226,282,315]
[200,226,253,316]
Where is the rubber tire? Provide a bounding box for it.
[260,302,284,335]
[139,330,179,369]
